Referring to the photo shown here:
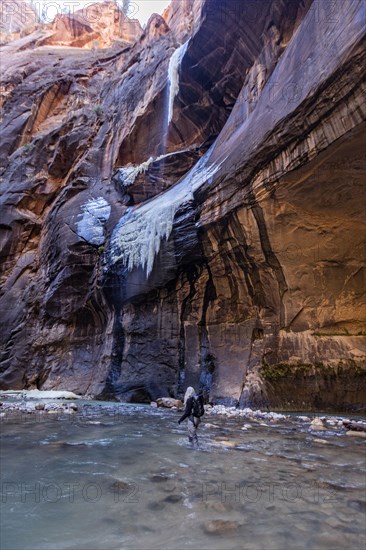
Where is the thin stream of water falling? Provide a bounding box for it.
[159,40,189,156]
[167,41,189,125]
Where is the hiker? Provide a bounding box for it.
[178,386,205,447]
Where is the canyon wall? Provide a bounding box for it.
[0,0,365,411]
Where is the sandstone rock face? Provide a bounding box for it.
[0,1,142,48]
[0,0,38,42]
[0,0,365,411]
[39,3,142,48]
[163,0,202,44]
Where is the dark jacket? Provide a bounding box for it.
[178,394,203,423]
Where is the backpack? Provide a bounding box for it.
[192,395,205,417]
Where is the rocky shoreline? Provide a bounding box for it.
[207,405,366,438]
[1,391,365,438]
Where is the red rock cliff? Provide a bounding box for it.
[0,0,365,411]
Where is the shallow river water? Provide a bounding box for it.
[1,402,365,550]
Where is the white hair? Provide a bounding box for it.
[184,386,195,405]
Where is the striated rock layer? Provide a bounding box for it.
[0,0,365,411]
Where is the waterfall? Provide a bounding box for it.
[109,41,196,275]
[167,41,189,124]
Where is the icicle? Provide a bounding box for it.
[115,149,192,188]
[109,149,226,276]
[116,158,154,188]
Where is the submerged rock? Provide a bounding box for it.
[347,500,366,513]
[204,501,232,513]
[203,520,240,535]
[346,431,366,439]
[150,475,170,483]
[163,494,183,503]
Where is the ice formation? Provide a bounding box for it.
[110,149,226,276]
[116,158,155,188]
[167,41,189,124]
[115,150,187,188]
[76,197,111,246]
[0,390,81,400]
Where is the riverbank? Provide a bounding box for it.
[1,391,365,438]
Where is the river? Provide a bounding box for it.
[1,402,365,549]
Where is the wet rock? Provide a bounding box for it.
[204,501,232,513]
[343,421,366,432]
[150,474,170,483]
[125,524,156,535]
[309,418,326,431]
[203,422,219,428]
[163,494,183,503]
[213,438,238,448]
[35,403,45,410]
[44,441,69,450]
[147,501,166,511]
[110,480,131,493]
[160,482,177,494]
[346,431,366,438]
[156,398,183,409]
[203,520,240,535]
[347,500,366,513]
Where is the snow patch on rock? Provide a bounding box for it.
[76,197,111,245]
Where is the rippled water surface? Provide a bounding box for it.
[1,403,365,550]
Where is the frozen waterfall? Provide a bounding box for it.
[167,41,189,124]
[110,149,225,276]
[115,150,190,189]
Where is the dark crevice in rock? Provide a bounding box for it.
[177,265,201,397]
[230,212,265,308]
[251,202,288,326]
[98,312,125,401]
[198,262,217,398]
